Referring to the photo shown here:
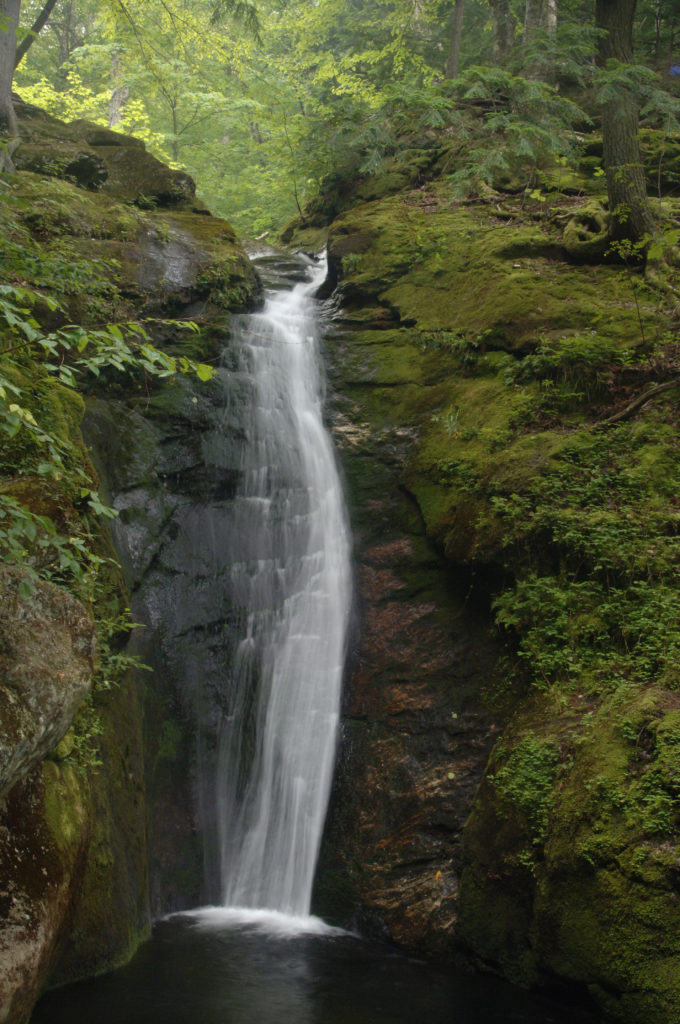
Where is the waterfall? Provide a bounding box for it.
[214,253,352,917]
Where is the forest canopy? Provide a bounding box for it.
[2,0,680,235]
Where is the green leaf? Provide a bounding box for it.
[195,363,214,382]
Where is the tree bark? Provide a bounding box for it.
[523,0,558,81]
[171,101,179,162]
[0,0,20,170]
[444,0,465,79]
[14,0,58,68]
[596,0,654,243]
[54,2,78,68]
[489,0,515,63]
[108,49,129,127]
[524,0,557,43]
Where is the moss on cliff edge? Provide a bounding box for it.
[322,175,680,1021]
[460,687,680,1023]
[327,186,658,349]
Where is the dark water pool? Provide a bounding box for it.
[32,909,601,1024]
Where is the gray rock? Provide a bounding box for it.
[0,568,96,800]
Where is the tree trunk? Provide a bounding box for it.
[171,102,179,162]
[524,0,557,43]
[0,0,20,170]
[445,0,465,79]
[108,49,129,127]
[523,0,558,80]
[669,13,676,61]
[652,0,660,58]
[488,0,515,63]
[55,2,77,68]
[596,0,654,244]
[14,0,59,68]
[108,84,129,128]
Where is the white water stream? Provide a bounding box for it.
[214,255,352,918]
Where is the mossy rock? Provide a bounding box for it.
[14,144,108,191]
[562,200,610,262]
[5,167,259,324]
[320,166,680,1022]
[327,188,658,351]
[0,762,90,1024]
[50,678,150,987]
[0,104,261,1014]
[14,105,195,209]
[458,683,680,1023]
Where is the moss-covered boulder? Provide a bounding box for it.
[459,690,680,1024]
[325,188,657,349]
[13,103,195,209]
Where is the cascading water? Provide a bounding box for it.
[214,253,352,917]
[36,254,602,1024]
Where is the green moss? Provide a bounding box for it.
[458,678,680,1019]
[277,217,329,251]
[195,257,254,309]
[4,166,258,327]
[156,719,183,763]
[52,678,150,986]
[325,176,680,1021]
[42,760,89,856]
[458,680,680,1017]
[40,380,86,446]
[489,736,561,850]
[330,187,657,350]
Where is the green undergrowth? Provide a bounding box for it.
[460,679,680,1020]
[492,419,680,690]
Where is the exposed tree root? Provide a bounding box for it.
[594,378,680,427]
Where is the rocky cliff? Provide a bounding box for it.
[0,103,258,1022]
[298,150,680,1023]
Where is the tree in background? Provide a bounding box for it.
[0,0,20,168]
[524,0,557,43]
[488,0,515,62]
[5,0,677,240]
[14,0,59,67]
[444,0,465,79]
[596,0,654,244]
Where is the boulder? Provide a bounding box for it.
[0,567,95,801]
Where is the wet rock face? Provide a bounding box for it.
[83,376,244,915]
[0,568,95,800]
[315,316,506,955]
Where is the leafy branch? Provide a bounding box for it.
[0,281,214,594]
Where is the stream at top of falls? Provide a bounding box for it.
[30,252,602,1024]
